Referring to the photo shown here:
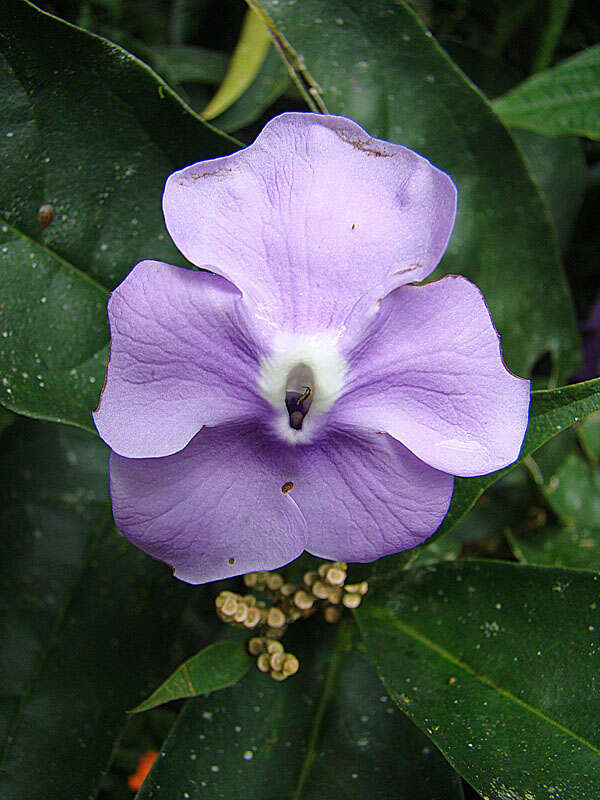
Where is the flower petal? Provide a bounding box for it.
[336,276,531,477]
[163,113,456,332]
[288,429,453,562]
[109,424,307,584]
[93,261,267,459]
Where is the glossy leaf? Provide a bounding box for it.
[356,561,600,800]
[250,0,579,379]
[494,44,600,139]
[137,621,464,799]
[510,446,600,569]
[509,523,600,571]
[578,411,600,462]
[0,419,192,799]
[442,40,587,251]
[148,44,229,84]
[132,642,252,713]
[545,452,600,527]
[0,0,235,431]
[202,8,273,120]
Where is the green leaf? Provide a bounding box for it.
[202,8,273,120]
[132,642,252,713]
[578,411,600,462]
[146,44,229,84]
[0,0,236,431]
[137,621,464,799]
[510,446,600,570]
[356,561,600,800]
[509,523,600,571]
[0,419,192,799]
[442,41,587,251]
[250,0,579,379]
[545,452,600,527]
[431,378,600,544]
[494,44,600,139]
[530,0,574,72]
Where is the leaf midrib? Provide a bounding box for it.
[368,606,600,759]
[2,217,110,297]
[291,619,353,800]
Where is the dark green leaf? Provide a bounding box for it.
[545,452,600,527]
[494,44,600,140]
[0,419,192,799]
[509,523,600,571]
[145,44,229,84]
[0,0,236,431]
[132,642,252,713]
[442,41,587,251]
[510,445,600,569]
[250,0,579,378]
[578,411,600,462]
[356,561,600,800]
[138,621,464,799]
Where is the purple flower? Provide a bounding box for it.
[93,113,530,584]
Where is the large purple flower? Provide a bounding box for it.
[94,113,530,584]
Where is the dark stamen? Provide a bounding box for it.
[285,387,313,430]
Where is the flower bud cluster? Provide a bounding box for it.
[302,562,368,614]
[248,637,299,681]
[215,561,368,682]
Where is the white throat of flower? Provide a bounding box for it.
[258,333,347,444]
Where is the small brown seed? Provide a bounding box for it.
[221,596,238,616]
[243,573,257,587]
[270,652,284,671]
[245,607,262,628]
[271,670,287,681]
[342,592,361,609]
[234,604,248,623]
[303,571,318,587]
[280,583,296,597]
[248,637,264,655]
[267,607,286,628]
[328,587,343,605]
[325,567,346,586]
[324,605,343,624]
[312,580,330,600]
[257,653,270,672]
[266,640,284,655]
[266,572,284,591]
[293,589,314,610]
[282,654,299,675]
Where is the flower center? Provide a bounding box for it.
[258,333,347,445]
[285,365,314,430]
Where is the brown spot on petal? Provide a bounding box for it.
[351,223,356,230]
[228,557,235,565]
[281,481,293,494]
[336,130,394,157]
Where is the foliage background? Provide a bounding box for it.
[1,0,599,798]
